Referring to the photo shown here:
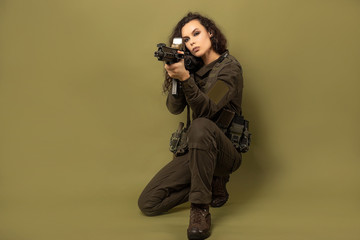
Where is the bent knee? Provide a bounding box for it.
[138,195,163,216]
[187,118,217,149]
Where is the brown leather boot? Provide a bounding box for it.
[210,175,230,208]
[187,203,211,240]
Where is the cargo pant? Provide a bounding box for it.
[138,117,242,216]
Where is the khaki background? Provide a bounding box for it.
[1,0,359,239]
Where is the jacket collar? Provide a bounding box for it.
[195,50,229,77]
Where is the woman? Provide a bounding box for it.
[138,12,244,240]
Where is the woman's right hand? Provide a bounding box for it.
[164,52,190,81]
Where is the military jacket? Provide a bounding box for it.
[166,52,243,121]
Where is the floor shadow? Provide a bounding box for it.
[165,202,190,215]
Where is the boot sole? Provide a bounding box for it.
[187,230,211,240]
[210,195,229,208]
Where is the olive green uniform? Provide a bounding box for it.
[138,52,243,216]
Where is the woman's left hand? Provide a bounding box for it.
[164,51,190,81]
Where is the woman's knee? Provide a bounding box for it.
[138,194,162,216]
[187,118,217,149]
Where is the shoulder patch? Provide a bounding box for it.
[207,80,229,105]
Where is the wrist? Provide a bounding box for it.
[179,72,190,81]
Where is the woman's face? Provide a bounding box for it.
[181,19,213,58]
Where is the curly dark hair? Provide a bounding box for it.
[162,12,228,93]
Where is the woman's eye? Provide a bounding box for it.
[184,38,189,43]
[194,31,200,36]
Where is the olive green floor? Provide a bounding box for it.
[1,155,359,240]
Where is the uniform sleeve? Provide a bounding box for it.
[166,85,187,115]
[181,62,243,119]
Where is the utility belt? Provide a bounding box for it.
[215,109,251,153]
[169,105,190,156]
[169,122,189,156]
[169,107,251,156]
